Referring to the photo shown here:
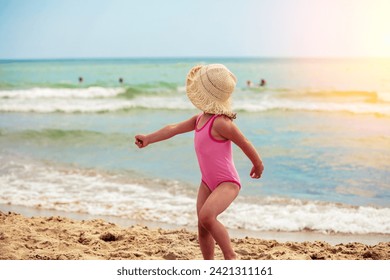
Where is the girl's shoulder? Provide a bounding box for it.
[213,114,234,130]
[216,114,233,122]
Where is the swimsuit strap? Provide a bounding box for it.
[195,113,218,131]
[195,113,203,129]
[208,114,228,142]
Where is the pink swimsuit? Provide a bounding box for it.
[194,114,241,191]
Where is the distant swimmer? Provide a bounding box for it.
[260,79,266,87]
[119,77,124,84]
[246,80,253,87]
[78,76,83,83]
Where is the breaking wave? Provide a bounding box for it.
[1,155,389,234]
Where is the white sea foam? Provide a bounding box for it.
[0,98,136,113]
[225,197,390,234]
[1,94,390,117]
[1,155,389,234]
[234,97,390,116]
[0,87,125,99]
[1,87,390,116]
[0,95,193,113]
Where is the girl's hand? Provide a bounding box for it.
[135,135,149,148]
[250,164,264,179]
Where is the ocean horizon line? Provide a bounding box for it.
[1,56,390,63]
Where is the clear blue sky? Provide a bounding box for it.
[1,0,389,59]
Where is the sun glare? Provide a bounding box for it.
[384,34,390,47]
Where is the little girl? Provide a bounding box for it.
[135,64,264,260]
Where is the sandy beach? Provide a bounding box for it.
[1,211,389,260]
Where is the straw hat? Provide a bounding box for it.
[186,64,237,118]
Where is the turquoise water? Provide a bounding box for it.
[1,58,390,234]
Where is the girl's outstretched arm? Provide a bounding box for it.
[135,115,198,148]
[214,116,264,179]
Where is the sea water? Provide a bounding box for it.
[0,58,389,235]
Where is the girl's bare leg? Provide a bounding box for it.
[198,182,239,260]
[196,183,215,259]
